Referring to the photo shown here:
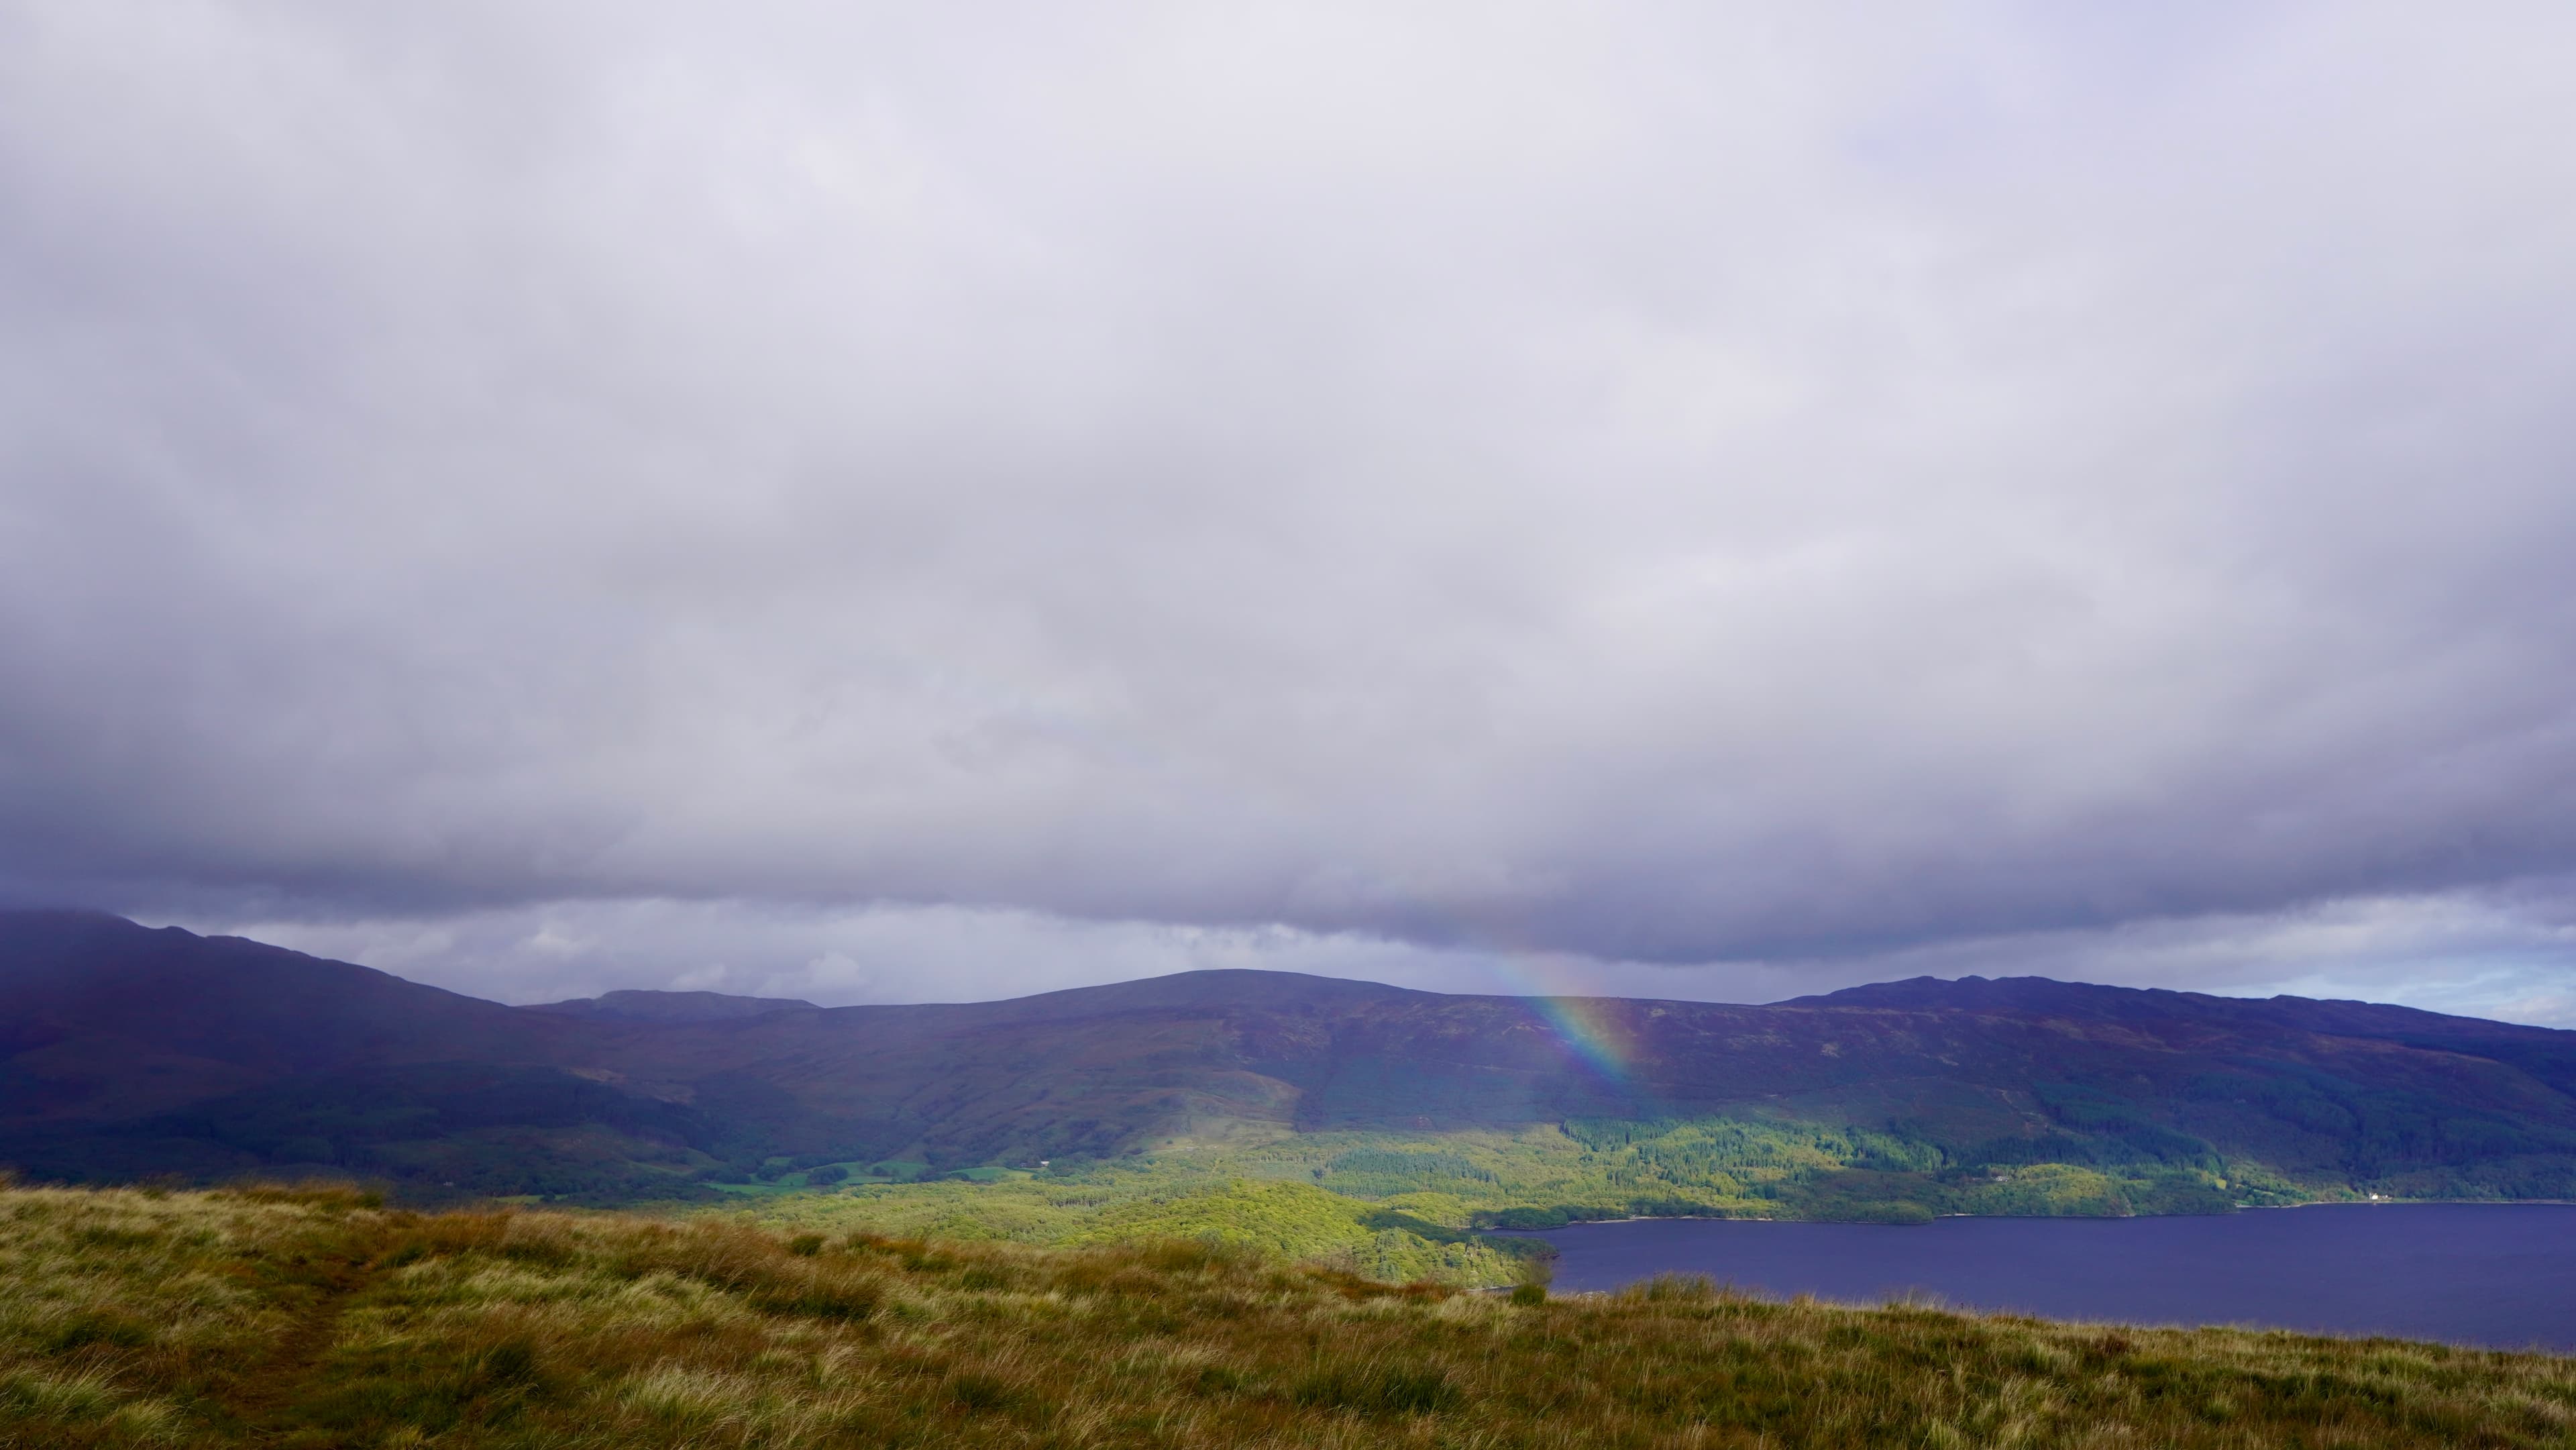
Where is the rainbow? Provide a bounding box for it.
[1478,951,1639,1086]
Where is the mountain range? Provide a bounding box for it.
[5,909,2575,1210]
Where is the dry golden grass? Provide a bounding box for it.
[3,1181,2573,1447]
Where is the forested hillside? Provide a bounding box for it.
[7,911,2576,1227]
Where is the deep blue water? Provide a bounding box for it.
[1512,1204,2576,1351]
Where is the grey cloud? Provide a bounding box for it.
[5,3,2576,1002]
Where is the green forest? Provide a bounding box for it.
[708,1112,2428,1285]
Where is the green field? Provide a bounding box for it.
[712,1113,2330,1282]
[7,1180,2575,1448]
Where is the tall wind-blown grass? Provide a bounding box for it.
[3,1180,2573,1447]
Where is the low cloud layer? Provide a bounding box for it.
[6,5,2575,1016]
[199,882,2576,1028]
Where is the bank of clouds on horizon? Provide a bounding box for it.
[1,5,2572,1023]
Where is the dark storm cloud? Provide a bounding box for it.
[5,3,2576,1000]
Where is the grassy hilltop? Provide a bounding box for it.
[6,1182,2576,1449]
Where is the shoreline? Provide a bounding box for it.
[1486,1197,2576,1233]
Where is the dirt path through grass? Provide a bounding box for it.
[207,1221,390,1443]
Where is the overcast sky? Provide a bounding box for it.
[4,3,2574,1022]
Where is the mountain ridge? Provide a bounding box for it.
[529,989,822,1023]
[6,910,2575,1213]
[1788,972,2569,1040]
